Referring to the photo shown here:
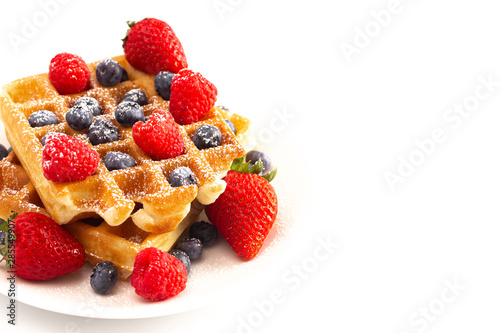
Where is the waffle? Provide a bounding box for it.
[0,55,246,234]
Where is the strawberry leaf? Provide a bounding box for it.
[0,212,17,269]
[230,156,277,182]
[262,168,277,182]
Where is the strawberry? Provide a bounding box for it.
[132,109,185,160]
[205,157,278,260]
[48,52,90,95]
[123,18,188,75]
[169,69,218,125]
[42,133,100,182]
[0,212,85,280]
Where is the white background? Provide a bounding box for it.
[1,0,500,332]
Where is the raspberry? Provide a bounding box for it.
[130,247,187,301]
[123,18,188,75]
[169,69,218,125]
[48,53,90,95]
[42,133,100,182]
[132,110,184,160]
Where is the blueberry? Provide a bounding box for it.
[192,124,222,150]
[119,64,129,82]
[246,150,272,174]
[0,144,8,160]
[175,238,203,260]
[225,119,237,134]
[154,71,175,100]
[28,110,58,127]
[217,105,229,111]
[90,261,118,295]
[115,101,144,127]
[104,151,136,171]
[73,97,102,116]
[189,221,218,246]
[120,89,147,106]
[96,59,123,87]
[87,118,119,145]
[168,167,198,187]
[41,132,57,146]
[169,249,191,276]
[65,106,93,131]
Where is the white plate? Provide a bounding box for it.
[0,130,299,319]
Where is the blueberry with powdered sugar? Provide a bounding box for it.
[73,97,102,116]
[87,118,119,145]
[192,124,222,150]
[168,167,198,187]
[104,151,136,171]
[120,89,148,106]
[28,110,58,127]
[115,101,144,127]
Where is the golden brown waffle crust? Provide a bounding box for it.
[0,55,246,234]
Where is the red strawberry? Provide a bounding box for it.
[123,18,187,75]
[205,158,278,260]
[0,212,85,280]
[42,133,100,182]
[169,69,218,125]
[132,109,185,160]
[49,53,90,95]
[131,247,187,301]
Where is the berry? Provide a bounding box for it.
[115,101,145,127]
[96,59,123,87]
[132,110,184,160]
[104,151,136,171]
[0,212,85,280]
[246,150,272,174]
[205,158,278,260]
[168,166,198,187]
[41,132,57,146]
[73,97,102,116]
[0,144,8,160]
[175,238,203,260]
[168,249,191,276]
[28,110,58,127]
[192,124,222,150]
[90,261,118,295]
[170,69,218,125]
[225,119,237,134]
[121,89,148,106]
[49,52,90,95]
[43,133,100,182]
[154,71,175,100]
[130,247,187,301]
[123,18,187,75]
[65,105,93,131]
[87,118,120,145]
[189,221,218,246]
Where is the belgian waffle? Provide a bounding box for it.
[0,55,246,234]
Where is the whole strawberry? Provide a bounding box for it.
[123,18,187,75]
[49,52,90,95]
[205,157,278,260]
[169,69,218,125]
[132,109,184,160]
[42,133,100,182]
[131,247,187,301]
[0,212,85,280]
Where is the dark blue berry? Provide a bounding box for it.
[87,118,119,145]
[119,64,129,82]
[73,97,102,116]
[168,167,198,187]
[154,71,175,100]
[189,221,218,246]
[246,150,272,174]
[104,151,136,171]
[169,249,191,276]
[120,89,147,106]
[192,124,222,150]
[96,59,123,87]
[0,144,8,160]
[90,261,118,295]
[41,132,57,146]
[28,110,58,127]
[175,238,203,260]
[66,106,93,131]
[115,101,144,127]
[225,119,237,134]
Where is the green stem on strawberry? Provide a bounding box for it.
[0,212,17,269]
[230,156,277,182]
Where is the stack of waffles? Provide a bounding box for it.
[0,55,250,279]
